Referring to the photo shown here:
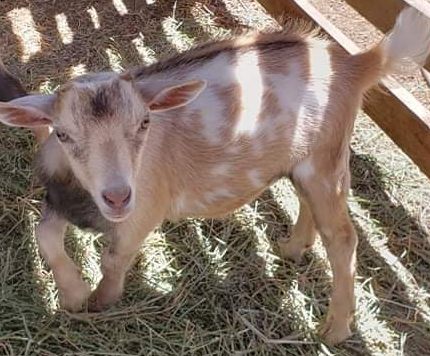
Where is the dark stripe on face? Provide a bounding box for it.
[91,88,114,118]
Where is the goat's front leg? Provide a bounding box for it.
[88,214,161,311]
[36,207,91,311]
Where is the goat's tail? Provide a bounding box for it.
[351,6,430,89]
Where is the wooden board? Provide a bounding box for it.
[256,0,430,179]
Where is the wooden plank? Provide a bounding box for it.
[344,0,430,33]
[256,0,430,178]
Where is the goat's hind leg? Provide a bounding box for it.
[36,206,91,311]
[278,191,317,263]
[291,158,357,345]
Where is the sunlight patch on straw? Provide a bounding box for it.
[192,220,229,281]
[7,8,41,63]
[162,17,195,51]
[281,280,317,334]
[189,3,231,38]
[39,80,53,94]
[349,199,430,324]
[87,6,101,29]
[140,231,175,294]
[132,33,157,64]
[55,13,73,45]
[69,228,102,286]
[69,63,88,78]
[105,48,123,72]
[240,204,278,278]
[27,211,57,314]
[355,277,399,354]
[112,0,128,16]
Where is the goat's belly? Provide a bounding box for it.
[171,186,267,220]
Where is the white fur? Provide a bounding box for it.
[247,169,263,187]
[383,6,430,67]
[232,51,264,136]
[211,163,231,176]
[294,159,315,182]
[204,188,234,204]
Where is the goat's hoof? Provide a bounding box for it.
[87,285,121,312]
[278,238,305,263]
[87,292,106,312]
[59,279,91,312]
[319,315,352,346]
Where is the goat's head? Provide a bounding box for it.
[0,72,206,222]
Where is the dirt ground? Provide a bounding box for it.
[0,0,429,355]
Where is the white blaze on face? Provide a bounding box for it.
[7,8,41,63]
[232,51,264,136]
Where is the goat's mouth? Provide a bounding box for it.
[101,207,133,223]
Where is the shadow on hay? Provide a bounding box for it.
[153,218,317,354]
[351,152,430,294]
[0,0,246,92]
[350,152,430,353]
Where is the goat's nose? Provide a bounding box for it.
[102,186,132,209]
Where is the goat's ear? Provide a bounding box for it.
[0,94,55,127]
[147,80,207,113]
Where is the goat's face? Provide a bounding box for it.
[0,72,206,222]
[52,77,149,221]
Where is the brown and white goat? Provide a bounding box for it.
[1,7,429,345]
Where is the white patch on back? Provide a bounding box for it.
[247,169,263,188]
[211,163,231,176]
[294,44,332,145]
[184,53,237,145]
[204,188,234,204]
[232,51,264,136]
[173,192,188,214]
[226,144,240,155]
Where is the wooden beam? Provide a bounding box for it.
[256,0,430,178]
[344,0,430,32]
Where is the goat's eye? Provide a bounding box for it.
[139,118,150,132]
[55,130,71,143]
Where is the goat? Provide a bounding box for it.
[0,7,429,345]
[0,59,50,143]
